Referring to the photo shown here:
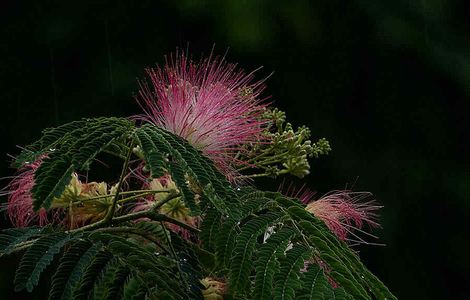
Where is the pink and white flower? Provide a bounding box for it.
[281,183,381,244]
[1,157,53,227]
[135,51,269,180]
[304,190,381,243]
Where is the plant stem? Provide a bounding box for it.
[117,192,154,204]
[0,240,35,257]
[6,193,195,254]
[71,141,134,232]
[72,189,173,203]
[235,169,289,180]
[160,220,190,292]
[102,149,127,160]
[153,190,180,209]
[109,192,199,234]
[105,142,134,222]
[93,226,171,255]
[237,151,289,172]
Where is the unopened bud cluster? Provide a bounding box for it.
[239,108,331,178]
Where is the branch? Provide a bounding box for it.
[106,140,134,221]
[92,226,171,255]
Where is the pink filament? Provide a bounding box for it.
[135,51,270,181]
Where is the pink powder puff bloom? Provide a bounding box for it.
[135,51,269,181]
[1,156,58,227]
[304,190,381,244]
[280,183,381,244]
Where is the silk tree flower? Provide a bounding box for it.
[303,190,381,243]
[2,157,118,229]
[1,156,57,227]
[133,175,200,240]
[200,277,226,300]
[135,52,269,180]
[280,183,381,243]
[52,173,118,229]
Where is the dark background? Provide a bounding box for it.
[0,0,469,299]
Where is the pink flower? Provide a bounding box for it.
[1,157,55,227]
[280,183,381,244]
[304,191,381,243]
[135,51,269,180]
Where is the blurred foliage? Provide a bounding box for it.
[0,0,468,299]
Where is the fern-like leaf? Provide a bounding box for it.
[73,251,115,299]
[122,275,146,300]
[32,160,74,210]
[199,209,221,251]
[296,264,331,300]
[29,117,134,210]
[229,212,283,295]
[103,264,131,300]
[215,195,274,268]
[253,227,296,300]
[13,120,87,167]
[273,244,312,300]
[0,227,45,255]
[49,240,102,300]
[135,126,200,215]
[14,232,74,292]
[135,127,167,178]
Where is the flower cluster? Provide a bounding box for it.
[303,191,380,243]
[132,175,199,240]
[52,173,117,228]
[2,51,382,276]
[135,52,269,181]
[238,108,331,179]
[2,156,51,227]
[2,160,117,229]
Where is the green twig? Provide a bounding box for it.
[160,220,190,292]
[93,226,171,255]
[106,141,134,221]
[71,189,172,204]
[72,141,134,232]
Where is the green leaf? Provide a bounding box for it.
[13,120,87,167]
[0,227,45,255]
[135,127,168,178]
[122,275,146,300]
[103,264,131,300]
[215,195,276,268]
[253,227,296,300]
[32,161,74,210]
[272,244,312,300]
[30,117,135,211]
[49,240,102,300]
[15,232,74,292]
[73,251,115,299]
[229,212,282,295]
[199,209,221,251]
[296,264,331,300]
